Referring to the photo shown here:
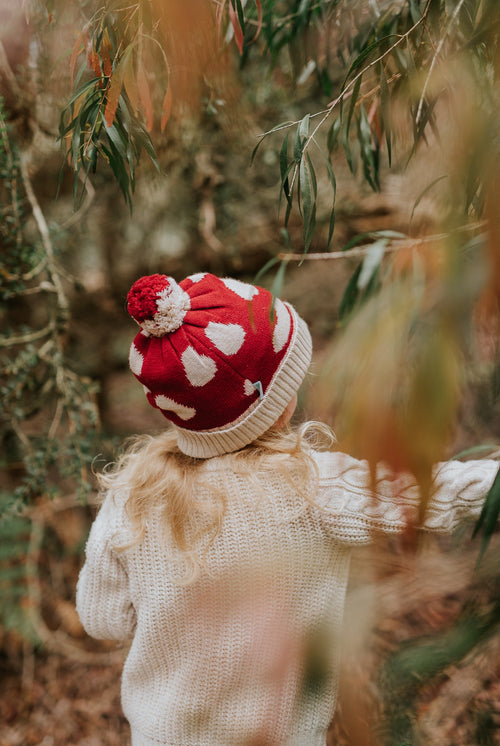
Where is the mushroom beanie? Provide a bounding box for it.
[127,272,312,457]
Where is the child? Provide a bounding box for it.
[76,272,497,746]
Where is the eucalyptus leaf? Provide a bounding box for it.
[357,239,388,290]
[254,255,281,282]
[270,260,287,319]
[339,264,362,320]
[327,118,341,154]
[472,465,500,563]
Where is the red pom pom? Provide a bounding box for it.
[127,274,170,322]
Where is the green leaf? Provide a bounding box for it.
[293,123,304,161]
[299,157,313,241]
[101,142,132,210]
[410,175,448,224]
[472,465,500,563]
[343,34,398,83]
[339,264,362,320]
[358,105,379,191]
[284,192,293,228]
[327,117,341,155]
[279,161,295,214]
[254,255,281,283]
[303,201,316,256]
[452,445,500,460]
[408,0,422,25]
[305,153,317,199]
[104,122,127,160]
[325,158,337,196]
[342,117,355,174]
[406,36,417,78]
[280,227,291,250]
[299,113,310,139]
[233,0,246,34]
[129,113,160,171]
[342,232,372,251]
[357,239,387,290]
[279,132,289,179]
[251,136,266,165]
[379,64,392,166]
[412,97,438,153]
[270,260,287,318]
[326,206,336,249]
[251,120,294,165]
[345,75,362,134]
[65,77,100,109]
[279,133,292,204]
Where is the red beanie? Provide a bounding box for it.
[127,273,312,457]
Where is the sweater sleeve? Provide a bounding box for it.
[76,492,137,641]
[313,451,499,545]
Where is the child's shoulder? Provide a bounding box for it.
[310,448,364,481]
[95,487,130,524]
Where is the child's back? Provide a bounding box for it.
[77,273,497,746]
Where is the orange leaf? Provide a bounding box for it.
[228,2,244,55]
[161,83,172,132]
[123,51,139,113]
[100,29,113,78]
[104,48,134,127]
[215,0,226,43]
[70,32,85,89]
[88,46,101,80]
[104,72,122,127]
[253,0,262,43]
[137,62,154,132]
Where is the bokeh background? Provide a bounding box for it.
[1,1,500,744]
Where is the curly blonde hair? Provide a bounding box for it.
[97,421,335,581]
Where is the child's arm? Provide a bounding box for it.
[314,452,498,544]
[76,492,137,641]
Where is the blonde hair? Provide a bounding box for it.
[97,421,335,581]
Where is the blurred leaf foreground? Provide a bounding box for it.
[1,1,500,744]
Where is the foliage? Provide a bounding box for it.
[381,585,500,744]
[0,104,99,514]
[0,513,35,642]
[59,2,161,208]
[0,100,99,644]
[58,1,500,253]
[1,1,500,739]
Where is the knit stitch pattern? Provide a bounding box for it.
[76,451,497,746]
[125,274,312,457]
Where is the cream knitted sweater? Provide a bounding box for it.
[76,451,497,746]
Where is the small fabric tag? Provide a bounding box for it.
[253,381,264,400]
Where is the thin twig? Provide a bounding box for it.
[305,10,430,155]
[259,9,428,145]
[10,418,33,454]
[415,0,467,126]
[22,256,48,280]
[20,155,69,316]
[278,222,486,262]
[0,325,54,347]
[47,398,64,442]
[16,283,58,296]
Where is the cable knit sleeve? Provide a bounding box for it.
[76,492,137,641]
[313,451,498,545]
